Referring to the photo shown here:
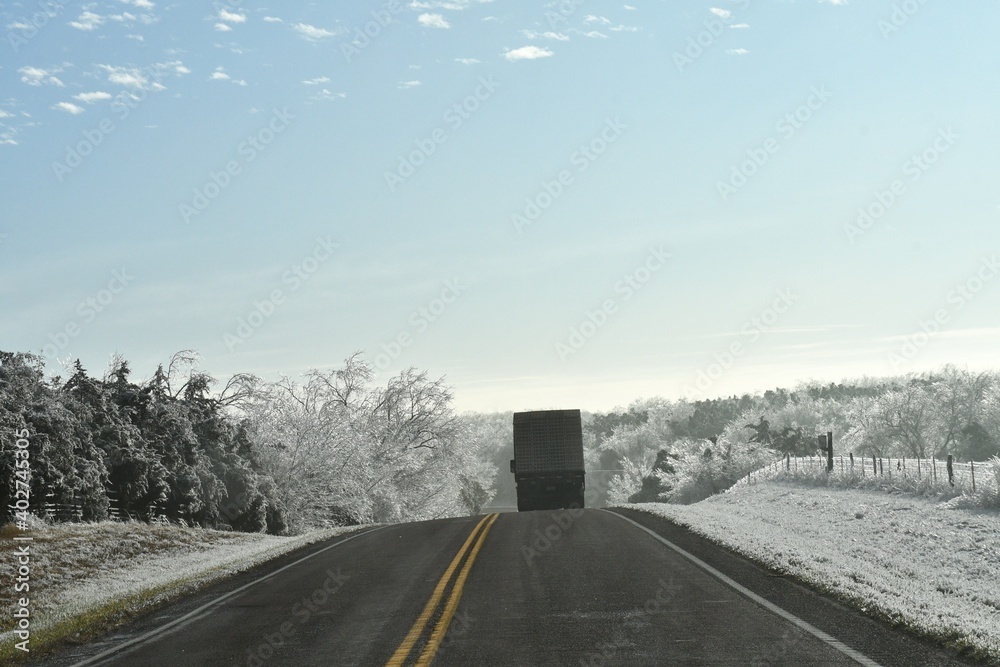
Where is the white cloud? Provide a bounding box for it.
[210,67,230,81]
[820,0,849,4]
[262,16,282,23]
[624,4,636,9]
[580,30,607,39]
[302,76,330,85]
[218,9,246,23]
[173,63,191,75]
[19,66,64,87]
[311,89,347,101]
[293,22,337,40]
[126,33,144,41]
[522,30,569,41]
[455,58,480,65]
[503,46,553,61]
[727,48,750,55]
[710,8,732,19]
[0,110,14,119]
[52,102,85,115]
[73,91,112,104]
[397,80,422,89]
[730,23,750,29]
[418,13,450,28]
[233,79,248,86]
[70,11,104,31]
[120,0,155,8]
[610,25,639,32]
[214,23,232,32]
[584,15,612,25]
[409,0,494,8]
[98,65,148,88]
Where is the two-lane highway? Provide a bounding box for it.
[38,509,977,666]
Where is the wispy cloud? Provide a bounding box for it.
[19,66,64,87]
[70,11,105,31]
[120,0,155,8]
[455,58,481,65]
[504,45,553,61]
[727,48,750,55]
[418,13,450,28]
[397,80,422,89]
[210,67,230,81]
[302,77,330,85]
[214,23,232,32]
[409,0,494,8]
[73,91,113,104]
[52,102,85,115]
[311,89,347,102]
[710,8,732,19]
[262,16,282,23]
[584,15,612,25]
[522,30,569,41]
[293,22,338,40]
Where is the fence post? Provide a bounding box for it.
[947,455,954,487]
[872,455,877,476]
[879,458,884,477]
[932,456,936,482]
[917,457,921,478]
[971,461,976,493]
[786,453,790,471]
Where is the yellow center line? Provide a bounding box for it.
[385,514,493,666]
[415,511,499,666]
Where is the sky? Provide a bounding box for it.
[1,0,999,413]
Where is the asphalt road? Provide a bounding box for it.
[35,508,981,666]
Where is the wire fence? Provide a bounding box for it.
[736,454,998,500]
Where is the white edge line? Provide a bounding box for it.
[601,509,883,667]
[70,526,386,667]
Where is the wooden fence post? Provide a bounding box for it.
[879,458,884,477]
[972,461,976,493]
[947,455,954,487]
[932,456,936,483]
[917,457,921,478]
[872,455,877,476]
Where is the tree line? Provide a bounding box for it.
[0,351,494,534]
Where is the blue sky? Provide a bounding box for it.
[2,0,999,412]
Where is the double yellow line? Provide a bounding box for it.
[386,513,499,666]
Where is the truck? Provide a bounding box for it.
[509,409,585,512]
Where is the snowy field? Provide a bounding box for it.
[621,480,1000,662]
[0,521,366,657]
